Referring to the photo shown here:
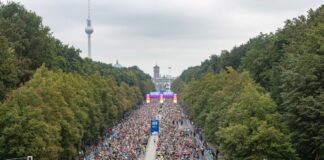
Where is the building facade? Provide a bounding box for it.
[152,65,175,91]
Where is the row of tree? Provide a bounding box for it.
[0,2,154,159]
[0,2,154,101]
[179,68,298,159]
[173,5,323,160]
[0,66,143,159]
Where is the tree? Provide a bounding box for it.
[176,5,324,159]
[178,68,298,159]
[217,81,297,160]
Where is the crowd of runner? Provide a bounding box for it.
[156,103,212,160]
[80,101,215,160]
[83,104,159,160]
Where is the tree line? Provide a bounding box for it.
[0,2,154,159]
[173,5,323,160]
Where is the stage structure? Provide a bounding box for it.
[146,91,177,104]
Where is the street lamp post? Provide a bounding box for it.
[168,66,172,91]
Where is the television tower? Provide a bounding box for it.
[85,0,94,58]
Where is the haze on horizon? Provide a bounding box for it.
[11,0,323,77]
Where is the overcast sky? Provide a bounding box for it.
[11,0,323,77]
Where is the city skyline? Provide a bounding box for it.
[11,0,323,77]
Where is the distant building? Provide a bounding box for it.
[85,0,94,58]
[152,64,175,91]
[154,64,160,78]
[113,60,123,68]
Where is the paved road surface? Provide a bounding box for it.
[144,134,159,160]
[144,114,161,160]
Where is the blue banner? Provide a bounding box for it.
[150,120,159,134]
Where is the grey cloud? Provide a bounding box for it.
[12,0,323,76]
[225,0,321,12]
[95,8,224,39]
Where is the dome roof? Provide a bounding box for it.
[113,60,123,68]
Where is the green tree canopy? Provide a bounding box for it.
[179,68,298,159]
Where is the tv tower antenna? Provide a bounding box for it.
[85,0,94,58]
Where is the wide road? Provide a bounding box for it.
[150,102,214,160]
[82,102,214,160]
[144,134,158,160]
